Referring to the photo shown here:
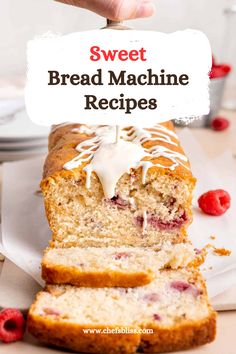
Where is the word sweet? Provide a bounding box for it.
[89,46,147,62]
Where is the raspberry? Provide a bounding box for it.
[211,117,230,131]
[170,281,201,297]
[153,313,161,321]
[198,189,231,216]
[109,195,128,209]
[113,252,131,260]
[170,281,191,292]
[143,293,159,302]
[0,309,25,343]
[209,64,231,79]
[135,211,187,231]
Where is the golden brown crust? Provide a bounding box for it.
[41,262,154,288]
[188,249,206,268]
[27,307,216,354]
[140,310,217,353]
[42,122,195,182]
[27,314,140,354]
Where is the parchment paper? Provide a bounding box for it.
[178,129,236,290]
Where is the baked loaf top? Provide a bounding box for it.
[43,122,194,183]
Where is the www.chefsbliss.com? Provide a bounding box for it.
[47,46,189,114]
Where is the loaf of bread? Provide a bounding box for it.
[28,268,216,354]
[41,122,196,248]
[42,243,204,287]
[28,121,217,353]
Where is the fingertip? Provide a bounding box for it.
[136,2,156,18]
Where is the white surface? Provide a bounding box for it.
[0,130,236,306]
[1,156,49,285]
[178,129,236,296]
[0,258,41,311]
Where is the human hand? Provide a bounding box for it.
[55,0,156,21]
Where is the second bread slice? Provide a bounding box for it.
[42,244,204,287]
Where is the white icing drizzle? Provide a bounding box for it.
[128,197,136,210]
[140,161,153,184]
[142,210,148,233]
[84,165,93,189]
[86,139,145,198]
[115,125,121,143]
[63,124,189,198]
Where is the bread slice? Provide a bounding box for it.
[42,243,204,287]
[28,268,216,354]
[41,122,196,249]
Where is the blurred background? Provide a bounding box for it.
[0,0,235,160]
[0,0,235,75]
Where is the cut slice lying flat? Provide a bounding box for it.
[42,243,204,287]
[28,268,216,354]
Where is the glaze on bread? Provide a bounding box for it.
[41,122,196,248]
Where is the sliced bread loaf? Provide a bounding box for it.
[28,268,216,354]
[42,243,204,287]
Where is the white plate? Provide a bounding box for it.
[0,109,50,141]
[0,148,47,162]
[0,98,24,119]
[0,138,48,150]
